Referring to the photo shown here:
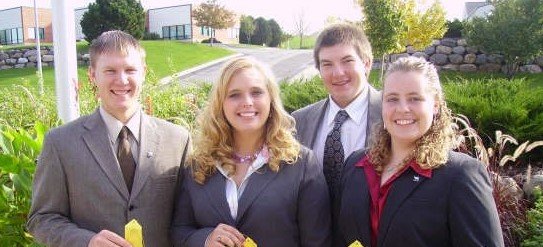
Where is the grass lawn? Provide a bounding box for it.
[281,35,317,49]
[0,40,233,89]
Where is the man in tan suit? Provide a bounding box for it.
[27,30,190,247]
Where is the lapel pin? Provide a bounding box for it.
[147,152,154,158]
[413,175,420,182]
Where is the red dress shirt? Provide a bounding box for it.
[355,156,432,247]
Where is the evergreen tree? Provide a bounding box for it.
[267,19,283,47]
[252,17,271,46]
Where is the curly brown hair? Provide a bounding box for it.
[369,57,455,172]
[190,57,301,184]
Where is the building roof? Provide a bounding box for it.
[465,1,492,20]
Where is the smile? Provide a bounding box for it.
[238,112,257,117]
[111,90,130,95]
[395,119,415,125]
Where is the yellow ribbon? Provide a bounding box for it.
[125,219,144,247]
[243,236,257,247]
[348,240,364,247]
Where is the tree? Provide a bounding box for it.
[252,17,271,46]
[444,19,465,38]
[293,11,309,48]
[239,15,255,44]
[193,0,235,46]
[81,0,145,43]
[402,0,447,50]
[464,0,543,78]
[267,19,283,47]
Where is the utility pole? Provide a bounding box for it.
[33,0,44,95]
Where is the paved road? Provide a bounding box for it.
[176,45,315,86]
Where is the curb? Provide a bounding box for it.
[287,65,319,83]
[158,53,243,85]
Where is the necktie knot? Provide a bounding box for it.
[119,126,130,141]
[333,110,349,128]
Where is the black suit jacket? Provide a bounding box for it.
[334,150,504,247]
[171,147,332,247]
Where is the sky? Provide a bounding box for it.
[0,0,484,33]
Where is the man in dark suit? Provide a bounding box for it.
[292,23,382,199]
[27,30,190,247]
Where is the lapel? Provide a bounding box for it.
[130,114,160,199]
[202,172,236,225]
[304,99,328,148]
[365,86,382,147]
[236,165,279,225]
[345,165,372,246]
[82,109,129,200]
[377,169,427,246]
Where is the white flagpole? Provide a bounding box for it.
[33,0,44,95]
[51,0,80,122]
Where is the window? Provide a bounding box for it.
[200,26,213,36]
[28,27,45,40]
[162,24,192,40]
[0,28,23,45]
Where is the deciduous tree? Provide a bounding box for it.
[402,0,447,50]
[239,15,255,44]
[193,0,235,46]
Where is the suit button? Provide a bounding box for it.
[129,205,135,211]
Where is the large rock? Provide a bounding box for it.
[23,50,37,57]
[475,54,487,65]
[520,65,542,73]
[436,45,453,55]
[0,52,8,60]
[449,54,464,64]
[442,64,459,71]
[452,46,466,54]
[432,40,441,46]
[412,52,428,59]
[12,52,22,59]
[536,56,543,67]
[459,64,477,72]
[406,45,416,54]
[26,62,36,68]
[479,63,501,72]
[487,54,504,64]
[424,46,435,56]
[42,55,54,62]
[441,38,457,47]
[457,39,468,46]
[466,46,478,54]
[5,58,17,65]
[17,57,28,64]
[464,53,477,64]
[429,54,448,65]
[28,55,38,62]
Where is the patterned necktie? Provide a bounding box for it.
[118,126,136,193]
[323,110,349,199]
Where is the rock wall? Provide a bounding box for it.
[373,38,543,73]
[0,47,90,70]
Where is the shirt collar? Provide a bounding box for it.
[99,106,141,144]
[356,155,433,178]
[326,85,368,127]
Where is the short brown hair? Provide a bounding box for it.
[89,30,146,67]
[313,23,373,73]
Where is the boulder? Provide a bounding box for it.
[459,64,477,72]
[17,57,28,64]
[432,40,441,46]
[0,52,9,60]
[466,46,478,54]
[5,58,17,65]
[23,50,37,57]
[475,54,487,65]
[406,45,416,54]
[412,52,428,59]
[436,45,452,55]
[479,63,501,72]
[442,64,459,71]
[449,54,464,64]
[457,39,468,46]
[487,54,504,64]
[452,46,466,54]
[441,38,457,47]
[42,55,54,62]
[520,65,542,73]
[429,54,448,65]
[12,52,22,59]
[26,62,36,68]
[536,56,543,67]
[464,53,477,64]
[28,55,37,62]
[424,46,435,56]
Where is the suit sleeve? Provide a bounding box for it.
[448,156,504,247]
[298,149,332,247]
[27,133,95,247]
[170,167,214,247]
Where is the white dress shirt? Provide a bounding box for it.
[100,106,141,163]
[313,88,369,166]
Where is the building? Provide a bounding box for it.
[464,1,494,20]
[0,6,53,45]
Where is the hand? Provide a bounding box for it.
[205,223,245,247]
[88,230,132,247]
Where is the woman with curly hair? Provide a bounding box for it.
[171,57,331,247]
[334,56,503,247]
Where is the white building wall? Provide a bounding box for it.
[148,5,191,38]
[74,8,87,40]
[0,7,22,30]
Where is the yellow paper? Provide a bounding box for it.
[243,236,257,247]
[125,219,144,247]
[348,240,364,247]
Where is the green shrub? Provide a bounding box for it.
[143,32,161,40]
[280,76,328,113]
[522,187,543,246]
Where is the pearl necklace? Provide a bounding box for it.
[233,147,262,164]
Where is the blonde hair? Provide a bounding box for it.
[190,57,301,184]
[369,56,455,171]
[89,30,146,68]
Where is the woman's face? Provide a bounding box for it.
[382,71,438,148]
[223,68,271,138]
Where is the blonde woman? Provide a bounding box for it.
[334,57,503,247]
[171,57,331,247]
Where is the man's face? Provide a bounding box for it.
[89,49,146,122]
[318,44,370,108]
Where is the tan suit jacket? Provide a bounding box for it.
[27,109,190,247]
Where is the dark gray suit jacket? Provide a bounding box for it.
[27,109,190,247]
[335,150,504,247]
[291,85,382,150]
[170,147,331,247]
